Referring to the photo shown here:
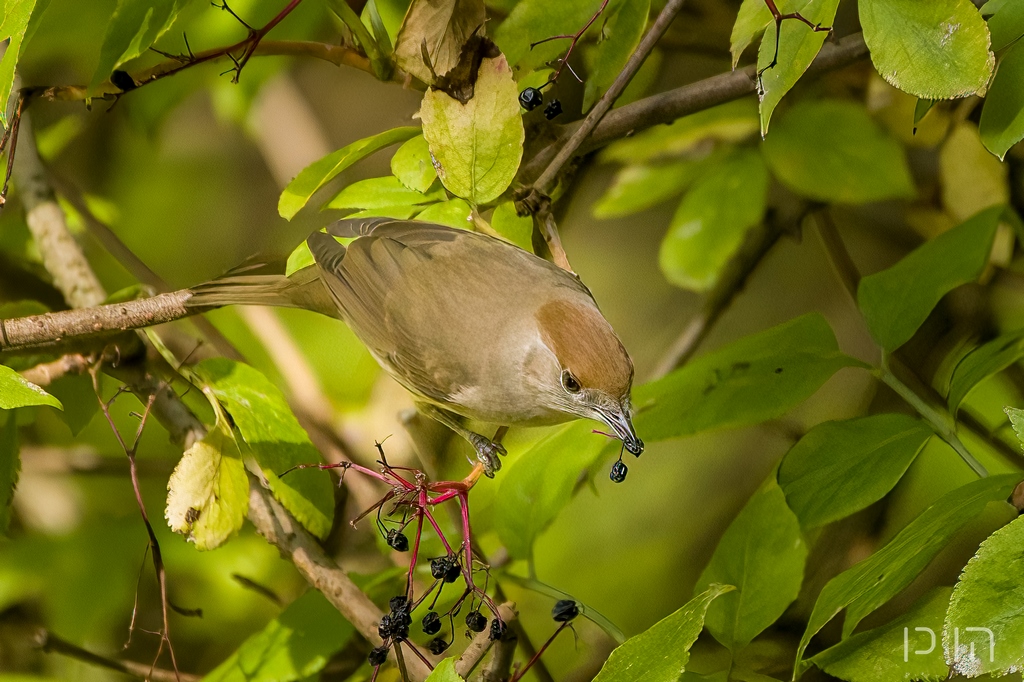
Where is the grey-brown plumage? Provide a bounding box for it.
[189,218,642,475]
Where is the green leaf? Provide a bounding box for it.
[325,176,445,210]
[194,359,334,540]
[762,99,915,204]
[0,412,18,534]
[391,134,438,193]
[811,588,952,682]
[393,0,485,84]
[424,658,465,682]
[415,198,473,229]
[695,483,807,650]
[495,421,615,558]
[349,206,422,219]
[0,0,39,127]
[285,242,315,278]
[601,99,759,164]
[948,328,1024,413]
[794,475,1019,677]
[592,583,736,682]
[857,205,1003,351]
[278,127,421,220]
[659,150,769,291]
[778,414,933,529]
[860,0,995,100]
[165,424,249,551]
[1005,406,1024,448]
[634,314,865,442]
[495,0,612,74]
[730,0,773,68]
[582,0,650,111]
[980,40,1024,160]
[90,0,198,93]
[940,123,1009,221]
[944,514,1024,677]
[491,201,534,251]
[420,55,524,204]
[987,0,1024,50]
[0,365,62,411]
[757,0,840,134]
[203,590,355,682]
[593,160,702,219]
[45,375,98,436]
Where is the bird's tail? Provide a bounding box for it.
[186,257,339,318]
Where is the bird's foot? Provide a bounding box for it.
[469,434,507,478]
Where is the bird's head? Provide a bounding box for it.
[534,299,643,456]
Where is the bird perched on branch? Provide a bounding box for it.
[189,218,642,478]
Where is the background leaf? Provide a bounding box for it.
[424,658,465,682]
[794,475,1019,675]
[415,198,472,228]
[0,365,62,411]
[695,482,807,650]
[325,176,445,210]
[634,314,865,442]
[729,0,773,68]
[857,205,1003,351]
[860,0,994,100]
[592,584,736,682]
[944,514,1024,677]
[391,134,438,193]
[762,99,915,204]
[0,0,40,127]
[203,590,355,682]
[948,328,1024,413]
[582,0,650,111]
[659,150,768,291]
[593,160,701,219]
[979,40,1024,160]
[777,414,933,529]
[194,359,334,540]
[420,55,524,204]
[165,425,248,551]
[490,201,533,251]
[987,0,1024,51]
[811,588,952,682]
[278,127,421,220]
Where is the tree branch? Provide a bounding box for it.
[456,602,518,679]
[36,629,199,682]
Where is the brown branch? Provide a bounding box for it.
[36,629,199,682]
[19,353,91,386]
[480,619,518,682]
[456,602,518,679]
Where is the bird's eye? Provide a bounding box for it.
[561,370,582,394]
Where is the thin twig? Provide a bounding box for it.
[19,353,92,386]
[35,629,199,682]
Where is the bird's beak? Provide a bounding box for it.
[599,404,644,456]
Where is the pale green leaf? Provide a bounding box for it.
[391,134,438,193]
[495,0,613,74]
[944,514,1024,677]
[762,99,915,204]
[325,176,445,210]
[491,201,533,251]
[90,0,199,92]
[0,365,62,411]
[695,483,807,650]
[592,584,736,682]
[634,314,865,442]
[980,41,1024,159]
[593,160,702,219]
[203,590,355,682]
[1005,406,1024,448]
[424,658,465,682]
[0,0,39,127]
[940,123,1009,221]
[393,0,485,84]
[349,206,422,219]
[659,150,768,291]
[420,55,524,204]
[757,0,840,134]
[415,198,472,229]
[794,475,1019,677]
[730,0,773,68]
[285,243,315,278]
[278,127,421,220]
[0,412,18,534]
[778,414,932,529]
[948,329,1024,412]
[194,359,334,540]
[987,0,1024,50]
[582,0,650,111]
[495,421,614,558]
[857,205,1002,351]
[860,0,995,100]
[601,99,759,164]
[812,588,952,682]
[165,425,248,551]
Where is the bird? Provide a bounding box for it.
[188,218,643,478]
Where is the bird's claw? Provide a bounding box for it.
[470,435,507,478]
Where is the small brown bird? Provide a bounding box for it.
[189,218,642,476]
